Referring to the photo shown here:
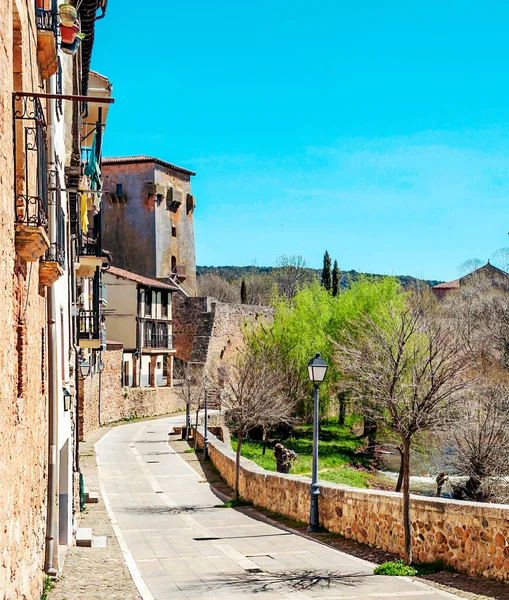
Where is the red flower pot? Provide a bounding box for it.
[60,23,79,44]
[36,0,51,8]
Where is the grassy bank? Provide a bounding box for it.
[232,418,374,488]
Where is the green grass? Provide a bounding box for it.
[214,498,253,508]
[232,417,372,489]
[184,448,195,454]
[41,577,54,600]
[374,561,418,576]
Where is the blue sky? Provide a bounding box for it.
[92,1,509,281]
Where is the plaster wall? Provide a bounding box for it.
[103,272,138,349]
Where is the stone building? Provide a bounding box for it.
[432,262,509,300]
[0,0,111,596]
[102,265,179,388]
[101,155,197,295]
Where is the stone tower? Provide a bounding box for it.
[101,155,197,294]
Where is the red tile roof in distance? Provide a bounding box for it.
[102,155,196,176]
[432,279,460,290]
[105,266,179,291]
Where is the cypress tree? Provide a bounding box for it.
[321,251,332,291]
[332,260,340,296]
[240,279,247,304]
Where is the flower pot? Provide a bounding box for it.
[60,23,79,44]
[59,3,78,26]
[61,35,82,55]
[36,0,51,9]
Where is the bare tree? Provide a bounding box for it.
[334,295,472,564]
[218,344,292,501]
[447,382,509,502]
[491,248,509,273]
[174,362,204,441]
[457,258,484,277]
[242,273,275,306]
[272,255,316,299]
[197,273,239,303]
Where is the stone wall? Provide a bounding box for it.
[0,0,51,597]
[80,346,185,439]
[195,428,509,582]
[173,294,273,368]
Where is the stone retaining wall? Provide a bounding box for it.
[194,427,509,582]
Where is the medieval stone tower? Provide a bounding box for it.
[101,155,197,294]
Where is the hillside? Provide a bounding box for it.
[196,265,442,289]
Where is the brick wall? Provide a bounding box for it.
[0,0,50,597]
[195,428,509,583]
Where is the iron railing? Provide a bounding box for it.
[143,328,173,349]
[13,94,49,229]
[78,309,100,341]
[35,0,58,34]
[78,237,101,257]
[42,242,65,267]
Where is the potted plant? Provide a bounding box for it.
[61,32,85,55]
[36,0,51,9]
[60,22,80,44]
[59,3,78,25]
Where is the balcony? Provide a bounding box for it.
[13,94,50,261]
[176,265,187,280]
[143,322,174,352]
[35,0,58,79]
[78,309,102,349]
[39,242,64,286]
[75,237,103,277]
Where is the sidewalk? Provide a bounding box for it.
[89,415,464,600]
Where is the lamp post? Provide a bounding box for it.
[79,359,92,379]
[307,353,328,533]
[203,375,209,460]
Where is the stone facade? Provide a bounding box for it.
[173,294,273,368]
[101,157,197,294]
[195,428,509,583]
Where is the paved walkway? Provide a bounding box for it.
[96,415,462,600]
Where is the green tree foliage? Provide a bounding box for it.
[332,260,340,296]
[240,279,247,304]
[321,251,332,290]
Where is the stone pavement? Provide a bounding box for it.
[94,415,463,600]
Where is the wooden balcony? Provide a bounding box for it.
[39,243,64,286]
[36,2,58,79]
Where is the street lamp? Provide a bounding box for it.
[203,375,210,461]
[307,353,328,532]
[79,359,92,379]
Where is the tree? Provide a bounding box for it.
[334,294,471,564]
[197,273,238,303]
[240,279,247,304]
[332,260,340,296]
[217,344,290,501]
[173,362,204,441]
[321,251,331,291]
[491,248,509,273]
[457,258,484,277]
[272,255,315,299]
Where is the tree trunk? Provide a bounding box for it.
[395,446,404,493]
[402,436,412,565]
[235,435,243,502]
[185,403,191,441]
[364,419,378,460]
[262,428,268,455]
[338,392,346,426]
[193,409,199,449]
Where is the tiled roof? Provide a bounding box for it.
[432,279,460,290]
[104,266,179,291]
[106,340,124,350]
[102,155,196,176]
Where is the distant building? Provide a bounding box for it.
[101,155,197,295]
[432,262,509,300]
[103,266,179,388]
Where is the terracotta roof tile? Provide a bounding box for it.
[104,266,179,291]
[432,279,460,290]
[102,155,196,176]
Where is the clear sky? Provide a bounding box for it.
[92,0,509,281]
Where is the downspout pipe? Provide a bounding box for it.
[45,73,59,576]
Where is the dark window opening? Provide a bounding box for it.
[171,226,177,237]
[161,292,168,318]
[144,290,152,317]
[116,183,123,195]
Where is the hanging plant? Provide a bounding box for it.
[60,23,80,44]
[59,3,78,25]
[61,32,85,55]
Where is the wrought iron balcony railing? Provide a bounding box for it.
[143,332,174,350]
[35,0,58,34]
[13,94,49,230]
[78,237,101,257]
[41,242,65,267]
[78,309,100,341]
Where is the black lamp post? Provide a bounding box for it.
[307,353,328,532]
[203,375,209,460]
[79,359,92,379]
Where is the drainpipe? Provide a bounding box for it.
[45,73,59,576]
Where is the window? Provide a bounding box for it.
[171,226,177,237]
[161,292,168,318]
[116,183,123,195]
[144,290,152,317]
